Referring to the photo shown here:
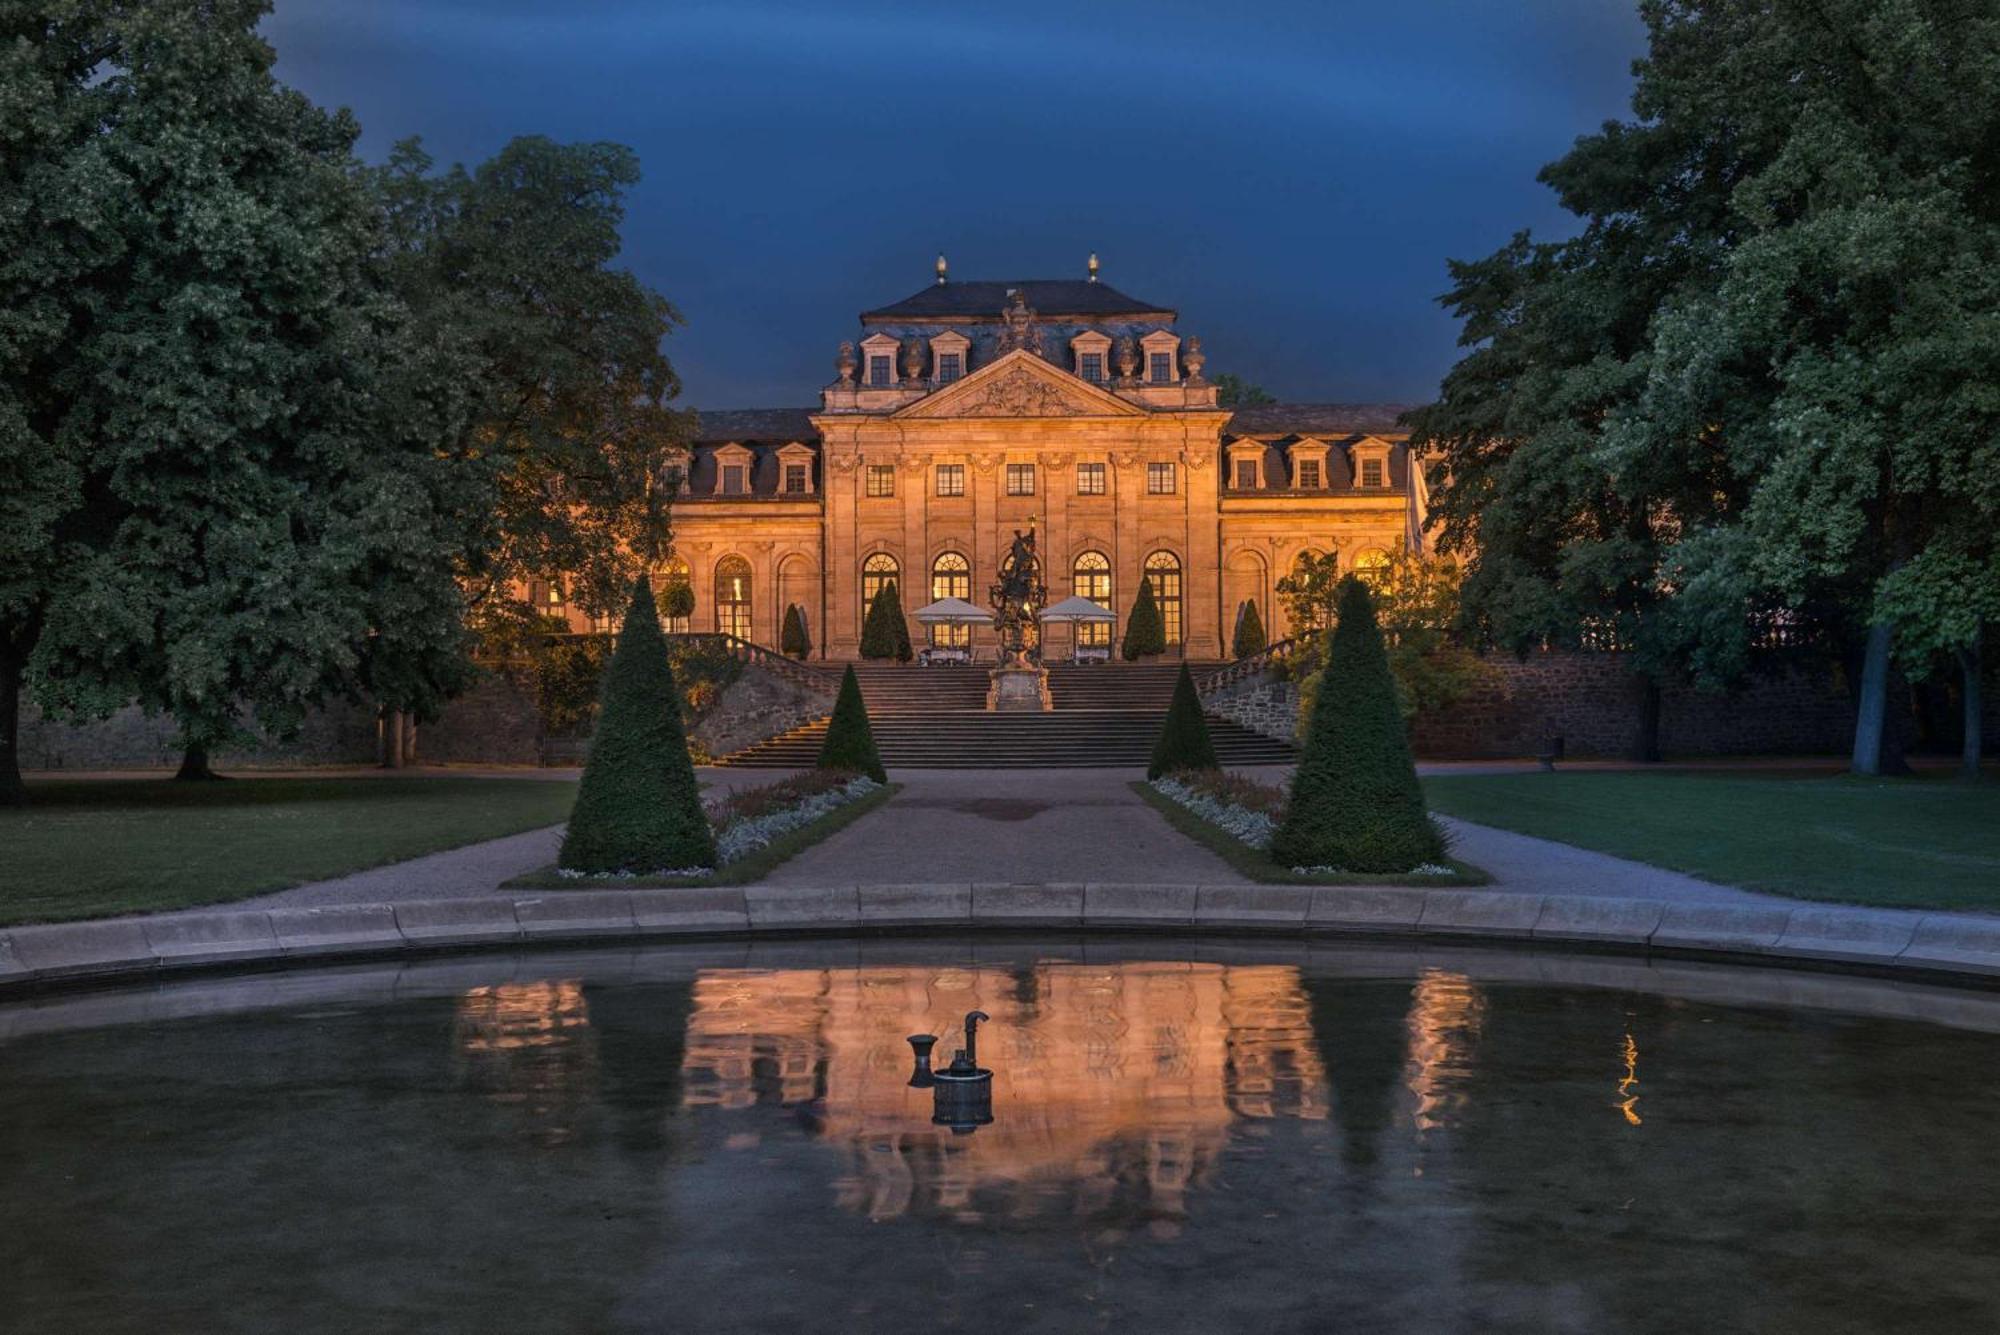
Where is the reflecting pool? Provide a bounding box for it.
[4,939,1999,1333]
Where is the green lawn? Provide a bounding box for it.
[1,776,578,925]
[1422,769,2000,910]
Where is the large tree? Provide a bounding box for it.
[2,1,475,798]
[368,135,694,642]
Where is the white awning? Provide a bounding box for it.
[1039,595,1117,623]
[911,596,994,624]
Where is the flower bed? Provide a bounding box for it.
[552,770,883,881]
[1146,768,1459,880]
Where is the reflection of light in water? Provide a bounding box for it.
[454,981,596,1144]
[679,963,1329,1225]
[1405,969,1485,1135]
[1617,1032,1643,1126]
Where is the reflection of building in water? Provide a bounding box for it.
[680,962,1328,1224]
[1404,969,1485,1137]
[454,980,599,1144]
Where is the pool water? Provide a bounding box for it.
[4,940,1999,1333]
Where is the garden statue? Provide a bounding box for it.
[986,522,1051,710]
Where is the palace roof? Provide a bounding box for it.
[1224,403,1414,436]
[862,279,1173,322]
[693,407,817,443]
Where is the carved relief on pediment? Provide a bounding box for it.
[950,365,1090,417]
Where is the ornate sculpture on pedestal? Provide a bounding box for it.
[994,290,1045,358]
[836,341,857,385]
[1113,334,1139,386]
[1183,335,1207,385]
[986,522,1052,711]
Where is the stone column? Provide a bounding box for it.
[1182,445,1223,659]
[824,446,862,658]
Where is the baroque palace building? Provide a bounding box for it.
[592,259,1427,661]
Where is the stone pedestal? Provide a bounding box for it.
[987,664,1051,712]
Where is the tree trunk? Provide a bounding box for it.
[1630,674,1662,764]
[0,645,24,806]
[1963,639,1985,781]
[1850,620,1893,776]
[174,743,224,781]
[386,710,407,769]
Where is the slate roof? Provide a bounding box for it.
[863,280,1173,322]
[1225,403,1416,436]
[693,407,818,444]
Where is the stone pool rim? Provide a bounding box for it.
[4,884,1999,997]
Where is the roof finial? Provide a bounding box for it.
[936,252,948,285]
[1087,251,1100,283]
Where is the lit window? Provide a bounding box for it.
[935,463,965,497]
[1235,459,1258,490]
[1147,461,1176,495]
[1296,459,1321,488]
[1076,462,1106,496]
[1006,463,1035,496]
[865,464,895,498]
[783,463,808,494]
[721,465,746,495]
[868,355,892,387]
[930,552,971,648]
[937,353,962,383]
[1073,551,1113,648]
[1145,551,1183,645]
[545,583,564,606]
[1149,352,1173,383]
[1080,352,1104,383]
[1360,457,1384,488]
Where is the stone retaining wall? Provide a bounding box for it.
[1208,649,1999,759]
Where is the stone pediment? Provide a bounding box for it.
[893,349,1144,420]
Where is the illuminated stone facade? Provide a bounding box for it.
[623,270,1426,660]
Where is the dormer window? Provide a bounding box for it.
[775,441,816,496]
[1138,329,1181,385]
[938,353,961,382]
[1360,457,1384,488]
[1236,458,1259,489]
[712,442,755,497]
[1149,353,1172,383]
[868,356,892,387]
[859,332,902,391]
[1288,437,1332,491]
[1296,459,1321,488]
[1070,329,1112,384]
[1225,437,1267,493]
[929,330,970,386]
[1349,436,1393,490]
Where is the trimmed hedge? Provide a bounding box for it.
[1232,599,1267,659]
[1270,577,1443,872]
[781,603,811,659]
[559,577,718,873]
[1148,662,1220,779]
[860,580,913,661]
[1122,578,1166,660]
[817,664,887,781]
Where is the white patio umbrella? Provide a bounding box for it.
[1037,595,1116,624]
[911,596,994,625]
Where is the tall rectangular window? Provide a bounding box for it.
[1149,352,1173,383]
[1296,459,1321,488]
[1080,352,1104,383]
[1360,457,1384,488]
[784,463,808,493]
[721,465,745,496]
[1005,463,1035,496]
[935,463,965,497]
[1147,461,1176,495]
[868,355,892,387]
[865,464,895,497]
[937,353,962,383]
[1235,459,1258,490]
[1076,462,1106,496]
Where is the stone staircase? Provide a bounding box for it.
[718,659,1296,769]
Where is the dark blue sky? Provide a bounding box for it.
[264,1,1646,411]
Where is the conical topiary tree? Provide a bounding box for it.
[1122,578,1166,660]
[1232,599,1268,659]
[1271,577,1443,872]
[559,577,717,874]
[1148,662,1220,779]
[781,603,811,659]
[817,664,886,781]
[859,580,913,661]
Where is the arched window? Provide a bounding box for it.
[1352,548,1391,588]
[1072,551,1113,649]
[657,556,693,634]
[1144,551,1183,647]
[714,555,752,640]
[861,553,900,632]
[1290,548,1337,630]
[930,552,971,648]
